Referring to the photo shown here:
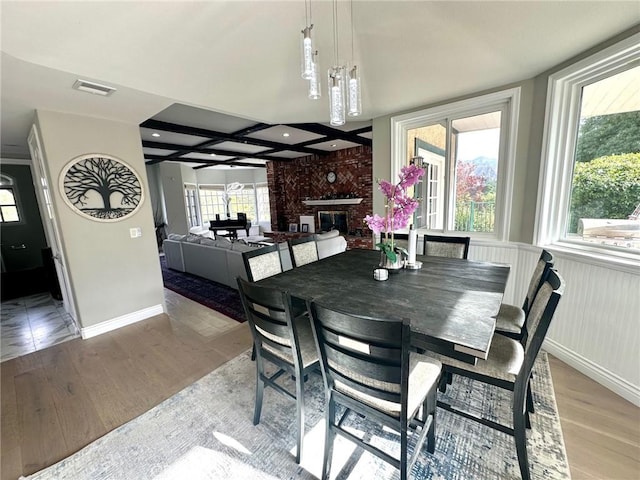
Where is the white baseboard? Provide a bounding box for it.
[80,304,164,339]
[543,338,640,407]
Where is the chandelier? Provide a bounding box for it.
[300,0,362,125]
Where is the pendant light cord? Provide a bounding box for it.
[350,0,354,63]
[332,0,339,66]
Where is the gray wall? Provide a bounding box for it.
[35,111,165,329]
[0,162,48,271]
[372,79,535,243]
[372,25,640,244]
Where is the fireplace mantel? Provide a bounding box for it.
[302,198,363,206]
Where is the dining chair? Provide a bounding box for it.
[307,300,442,480]
[288,236,319,268]
[495,249,554,343]
[423,234,470,259]
[435,268,565,480]
[242,243,282,282]
[237,277,319,464]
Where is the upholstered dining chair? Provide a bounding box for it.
[423,234,470,259]
[495,249,554,343]
[307,300,442,480]
[242,244,283,282]
[237,277,319,464]
[288,236,319,268]
[435,268,565,480]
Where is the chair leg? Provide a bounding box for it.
[513,390,531,480]
[294,371,305,464]
[322,398,336,480]
[426,387,436,454]
[253,371,264,425]
[400,421,408,480]
[251,344,256,361]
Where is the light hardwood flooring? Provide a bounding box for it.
[2,289,639,480]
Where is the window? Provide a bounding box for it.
[227,184,256,221]
[0,174,21,223]
[197,181,271,226]
[199,184,226,223]
[256,182,271,224]
[392,88,519,240]
[184,183,199,228]
[537,33,640,260]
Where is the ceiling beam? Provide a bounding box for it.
[141,119,328,156]
[142,140,292,161]
[285,123,372,146]
[144,155,266,168]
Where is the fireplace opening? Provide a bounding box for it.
[318,211,348,233]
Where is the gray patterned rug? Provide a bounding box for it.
[22,350,570,480]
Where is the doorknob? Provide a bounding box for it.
[10,244,27,250]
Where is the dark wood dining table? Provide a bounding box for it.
[258,248,511,364]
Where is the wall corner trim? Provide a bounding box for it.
[543,338,640,407]
[80,304,164,339]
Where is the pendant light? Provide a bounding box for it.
[329,66,346,125]
[308,51,321,99]
[328,0,346,126]
[300,0,314,80]
[347,0,361,116]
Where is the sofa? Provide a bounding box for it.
[162,230,348,290]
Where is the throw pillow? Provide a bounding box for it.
[167,233,187,241]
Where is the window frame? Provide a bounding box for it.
[0,174,24,225]
[535,32,640,264]
[391,87,520,241]
[198,184,226,223]
[184,183,200,228]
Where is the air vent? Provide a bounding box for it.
[72,79,117,96]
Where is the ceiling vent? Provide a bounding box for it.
[72,79,117,96]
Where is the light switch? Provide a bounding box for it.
[129,227,142,238]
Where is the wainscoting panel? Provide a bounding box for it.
[468,241,640,406]
[468,242,523,305]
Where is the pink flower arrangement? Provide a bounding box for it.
[364,164,425,262]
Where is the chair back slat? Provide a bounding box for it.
[308,301,410,410]
[424,235,470,259]
[523,249,554,313]
[237,277,301,365]
[288,236,319,268]
[521,268,564,378]
[242,244,282,282]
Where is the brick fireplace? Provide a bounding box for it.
[266,145,373,249]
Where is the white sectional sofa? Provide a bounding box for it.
[162,230,348,290]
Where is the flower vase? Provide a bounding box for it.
[379,250,404,272]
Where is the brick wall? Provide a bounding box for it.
[266,145,373,235]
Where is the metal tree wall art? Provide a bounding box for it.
[60,154,144,222]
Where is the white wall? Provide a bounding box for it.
[35,110,164,331]
[159,162,189,235]
[469,242,640,406]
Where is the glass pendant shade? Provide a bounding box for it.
[347,65,362,116]
[308,54,321,99]
[328,66,346,126]
[301,25,314,79]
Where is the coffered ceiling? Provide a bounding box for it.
[140,104,372,169]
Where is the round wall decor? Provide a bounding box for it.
[60,154,144,222]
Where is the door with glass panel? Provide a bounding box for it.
[409,110,503,234]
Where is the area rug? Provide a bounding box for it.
[22,350,570,480]
[159,256,245,323]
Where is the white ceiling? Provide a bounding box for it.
[1,1,639,160]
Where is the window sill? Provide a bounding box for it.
[543,240,640,275]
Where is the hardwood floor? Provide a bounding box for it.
[2,289,639,479]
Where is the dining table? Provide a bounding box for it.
[258,248,511,364]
